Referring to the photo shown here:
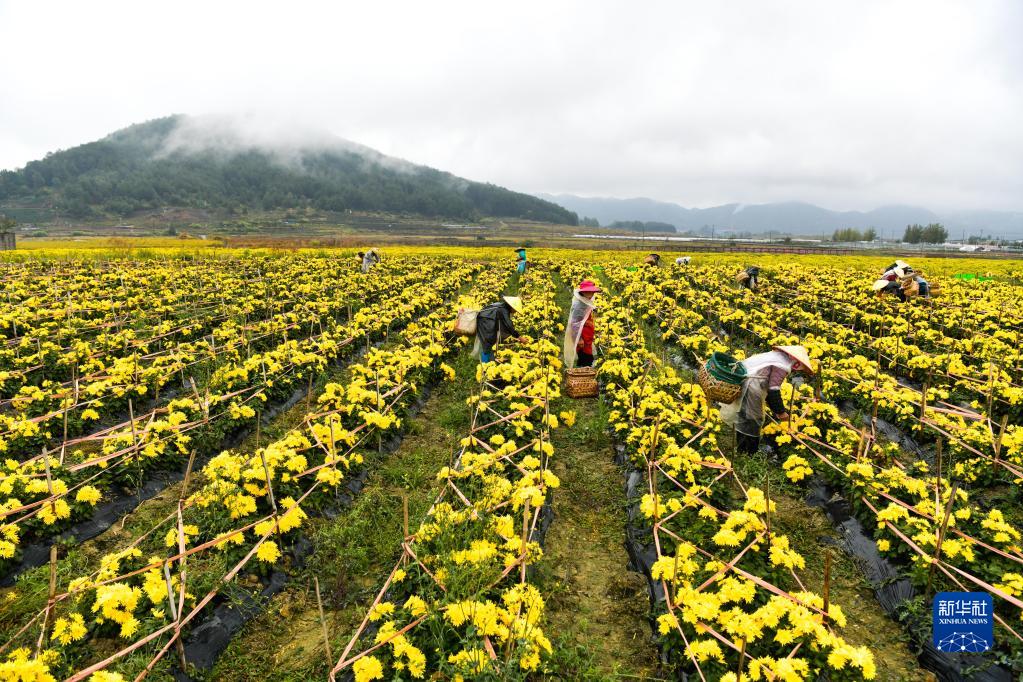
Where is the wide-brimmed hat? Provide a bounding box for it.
[577,280,601,293]
[774,345,815,374]
[502,295,523,313]
[872,279,890,291]
[895,259,910,269]
[515,247,527,254]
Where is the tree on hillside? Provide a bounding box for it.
[831,227,877,242]
[580,216,600,228]
[903,223,948,244]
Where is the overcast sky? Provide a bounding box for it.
[1,0,1021,211]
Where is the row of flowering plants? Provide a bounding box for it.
[0,258,472,572]
[635,263,1023,487]
[0,261,507,681]
[0,258,480,574]
[0,255,427,460]
[331,266,569,682]
[598,265,878,681]
[626,261,1023,673]
[701,262,1023,419]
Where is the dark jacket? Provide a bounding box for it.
[476,302,519,351]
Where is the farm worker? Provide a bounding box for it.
[675,256,691,266]
[564,280,601,368]
[721,345,815,455]
[739,266,761,290]
[644,253,661,266]
[474,295,528,363]
[361,248,381,273]
[903,266,930,298]
[515,247,528,275]
[872,260,909,301]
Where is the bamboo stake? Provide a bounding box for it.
[737,638,747,677]
[520,498,530,584]
[175,503,188,670]
[994,413,1009,462]
[314,577,333,666]
[935,438,943,514]
[987,362,996,417]
[927,481,960,596]
[258,449,279,516]
[402,494,409,539]
[305,371,314,414]
[36,545,57,654]
[181,446,198,502]
[822,550,832,624]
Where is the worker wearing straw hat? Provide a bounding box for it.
[564,280,601,368]
[873,259,910,301]
[474,295,528,363]
[720,345,816,455]
[360,248,381,274]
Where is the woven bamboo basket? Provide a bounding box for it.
[697,365,742,403]
[565,366,598,398]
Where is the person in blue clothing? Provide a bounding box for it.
[904,266,930,298]
[515,248,528,275]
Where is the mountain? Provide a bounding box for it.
[0,115,577,224]
[540,194,1023,238]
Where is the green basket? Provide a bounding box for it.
[705,352,747,385]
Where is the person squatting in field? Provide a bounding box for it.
[473,295,528,363]
[563,279,601,368]
[721,345,816,455]
[738,265,761,291]
[872,259,930,301]
[359,248,381,273]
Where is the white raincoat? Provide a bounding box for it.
[720,350,793,438]
[563,290,596,369]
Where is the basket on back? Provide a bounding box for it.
[698,352,746,403]
[451,308,478,336]
[565,366,598,398]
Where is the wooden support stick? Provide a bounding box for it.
[402,495,409,540]
[258,450,278,515]
[181,446,198,502]
[994,413,1009,462]
[305,371,314,414]
[935,438,943,514]
[314,577,333,666]
[927,481,960,596]
[520,499,530,584]
[36,545,58,654]
[822,550,832,624]
[737,638,747,677]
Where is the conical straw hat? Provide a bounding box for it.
[502,295,523,313]
[872,279,889,291]
[774,345,815,374]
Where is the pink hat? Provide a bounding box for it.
[578,280,602,293]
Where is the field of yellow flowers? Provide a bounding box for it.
[1,245,1021,681]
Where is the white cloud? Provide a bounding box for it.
[0,0,1020,211]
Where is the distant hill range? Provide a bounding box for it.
[538,194,1023,239]
[0,115,577,224]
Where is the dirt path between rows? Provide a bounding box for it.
[540,397,662,680]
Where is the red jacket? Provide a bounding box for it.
[577,313,595,354]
